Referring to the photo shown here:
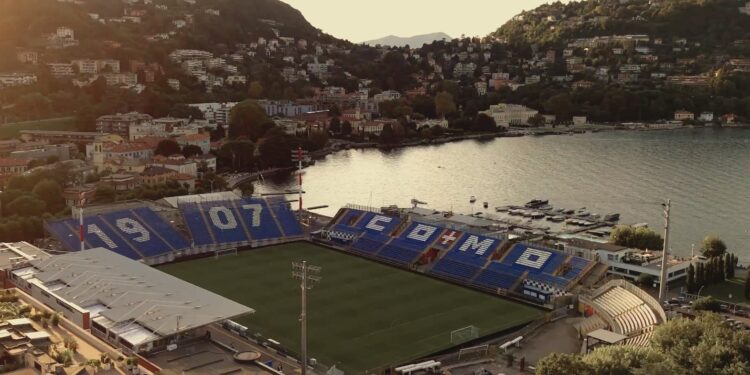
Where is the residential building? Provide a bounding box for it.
[192,153,217,172]
[699,112,714,122]
[102,73,138,86]
[19,130,113,143]
[47,63,74,77]
[258,100,318,117]
[373,90,402,103]
[100,172,141,191]
[167,79,180,91]
[176,133,210,154]
[0,158,32,178]
[674,110,694,121]
[480,104,539,128]
[0,73,37,87]
[149,154,198,177]
[140,166,177,185]
[16,50,38,64]
[453,62,477,77]
[9,144,74,161]
[573,116,588,126]
[96,112,153,137]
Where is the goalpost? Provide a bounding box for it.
[450,325,479,345]
[215,247,238,259]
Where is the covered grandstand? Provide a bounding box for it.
[578,280,667,348]
[317,206,596,306]
[44,195,304,265]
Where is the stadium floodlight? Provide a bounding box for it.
[291,261,321,375]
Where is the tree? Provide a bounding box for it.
[610,226,663,250]
[378,124,398,145]
[535,353,590,375]
[686,263,696,293]
[305,130,329,151]
[341,120,352,136]
[258,128,300,168]
[248,81,264,99]
[745,271,750,299]
[219,140,255,171]
[155,139,181,157]
[472,113,497,132]
[329,117,341,134]
[95,185,116,204]
[5,196,46,217]
[181,144,203,158]
[700,234,727,258]
[435,91,457,117]
[228,100,274,141]
[583,346,677,375]
[692,296,721,312]
[544,93,573,122]
[169,104,204,120]
[528,113,546,127]
[636,273,655,287]
[31,179,63,213]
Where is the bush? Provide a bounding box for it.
[692,296,721,312]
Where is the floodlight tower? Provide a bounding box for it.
[292,261,321,375]
[290,147,308,214]
[658,199,671,303]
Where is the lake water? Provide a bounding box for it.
[255,128,750,263]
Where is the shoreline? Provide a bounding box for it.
[312,122,750,158]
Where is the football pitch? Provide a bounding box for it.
[160,242,543,374]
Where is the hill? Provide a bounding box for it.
[490,0,750,50]
[363,32,452,47]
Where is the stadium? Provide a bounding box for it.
[35,192,664,374]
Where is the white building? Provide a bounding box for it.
[0,73,37,87]
[373,90,402,103]
[47,63,74,77]
[699,112,714,122]
[480,104,539,128]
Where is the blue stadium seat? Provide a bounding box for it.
[336,209,369,230]
[562,257,591,280]
[527,273,568,289]
[430,258,481,281]
[393,222,442,249]
[100,210,173,258]
[377,243,422,265]
[81,216,142,260]
[199,200,250,244]
[266,198,303,236]
[180,202,215,246]
[351,235,386,254]
[473,262,524,290]
[46,219,80,251]
[131,207,190,251]
[238,199,283,240]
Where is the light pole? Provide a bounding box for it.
[658,199,671,303]
[697,285,705,297]
[292,261,321,375]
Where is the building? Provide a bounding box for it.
[46,63,74,77]
[373,90,402,103]
[0,73,37,87]
[176,133,210,154]
[573,116,587,126]
[19,130,110,143]
[71,59,120,74]
[140,166,177,185]
[258,100,318,117]
[102,73,138,86]
[100,172,141,191]
[96,112,153,137]
[699,112,714,122]
[480,104,539,128]
[9,248,253,355]
[0,158,32,178]
[149,155,198,177]
[9,143,74,161]
[192,153,217,172]
[674,110,694,121]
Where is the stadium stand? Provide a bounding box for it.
[473,262,524,290]
[177,198,297,247]
[580,280,666,347]
[46,207,191,261]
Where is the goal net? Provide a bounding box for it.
[458,344,490,361]
[450,325,479,345]
[215,248,238,259]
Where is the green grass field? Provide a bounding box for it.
[0,117,77,139]
[160,242,543,374]
[703,277,750,307]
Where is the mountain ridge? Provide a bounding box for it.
[363,32,452,47]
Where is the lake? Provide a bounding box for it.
[255,128,750,263]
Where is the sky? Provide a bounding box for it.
[281,0,561,43]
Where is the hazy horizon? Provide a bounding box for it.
[281,0,564,43]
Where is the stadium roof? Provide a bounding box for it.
[160,191,241,208]
[0,242,50,271]
[15,248,253,342]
